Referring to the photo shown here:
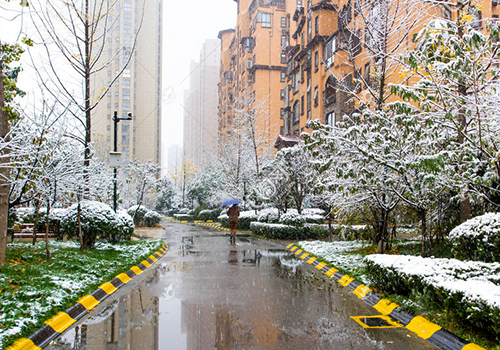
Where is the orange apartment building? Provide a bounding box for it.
[218,0,298,151]
[219,0,496,151]
[281,0,496,145]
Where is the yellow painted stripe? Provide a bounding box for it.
[141,260,151,268]
[315,261,327,270]
[44,312,76,333]
[300,253,309,259]
[338,275,354,287]
[294,249,303,255]
[6,338,41,350]
[306,257,317,264]
[325,267,338,276]
[99,282,118,295]
[149,255,158,262]
[131,266,143,275]
[290,246,298,252]
[77,295,100,310]
[462,344,487,350]
[116,273,132,284]
[406,316,442,340]
[374,299,399,315]
[352,284,372,299]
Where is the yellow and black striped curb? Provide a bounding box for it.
[286,244,485,350]
[194,221,230,232]
[7,243,169,350]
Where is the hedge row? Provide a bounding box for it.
[250,222,330,240]
[364,257,500,340]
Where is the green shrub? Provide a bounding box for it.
[250,222,303,239]
[127,206,149,227]
[61,201,133,248]
[304,223,330,239]
[198,208,221,221]
[144,211,161,227]
[449,213,500,262]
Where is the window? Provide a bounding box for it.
[122,135,130,145]
[123,91,130,100]
[123,13,132,22]
[315,16,319,35]
[313,86,319,107]
[314,51,319,71]
[281,17,287,28]
[351,29,362,56]
[281,71,286,82]
[324,35,337,68]
[123,69,131,78]
[324,76,336,105]
[469,6,482,28]
[122,101,130,110]
[255,13,271,28]
[444,5,452,20]
[107,114,111,120]
[115,92,119,98]
[281,89,285,100]
[115,103,119,108]
[123,24,131,34]
[123,79,131,89]
[301,96,305,115]
[326,111,335,126]
[297,0,302,6]
[124,3,132,11]
[281,53,287,64]
[122,124,130,133]
[281,35,288,47]
[107,125,111,131]
[293,101,300,123]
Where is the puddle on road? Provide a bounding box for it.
[46,226,438,350]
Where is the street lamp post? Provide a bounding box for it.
[242,176,247,211]
[112,110,132,212]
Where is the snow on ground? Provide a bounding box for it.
[297,240,369,283]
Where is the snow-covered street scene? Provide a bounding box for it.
[1,0,500,349]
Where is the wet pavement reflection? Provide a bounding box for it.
[47,222,439,350]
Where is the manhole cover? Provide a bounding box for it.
[351,315,403,329]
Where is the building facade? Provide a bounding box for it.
[218,0,297,152]
[92,0,163,165]
[183,39,221,168]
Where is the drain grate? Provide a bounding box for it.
[351,315,403,329]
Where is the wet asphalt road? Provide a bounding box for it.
[47,221,439,350]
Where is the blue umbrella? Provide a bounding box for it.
[221,199,241,207]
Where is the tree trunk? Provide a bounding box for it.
[45,198,51,260]
[327,205,333,242]
[0,40,11,267]
[78,195,83,253]
[32,198,40,245]
[420,209,427,258]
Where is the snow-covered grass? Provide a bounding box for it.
[297,240,370,283]
[0,239,164,349]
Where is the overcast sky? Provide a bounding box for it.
[0,0,237,167]
[162,0,236,156]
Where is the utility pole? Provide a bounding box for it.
[112,110,132,212]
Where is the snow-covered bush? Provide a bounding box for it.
[61,201,134,248]
[174,214,194,221]
[364,254,500,339]
[115,211,134,240]
[36,209,67,240]
[338,225,370,241]
[449,213,500,262]
[279,212,306,226]
[144,210,161,227]
[257,208,280,223]
[127,205,149,226]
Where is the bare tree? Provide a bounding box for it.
[27,0,144,194]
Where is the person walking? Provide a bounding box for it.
[227,204,240,241]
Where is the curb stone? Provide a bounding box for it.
[285,244,485,350]
[6,242,169,350]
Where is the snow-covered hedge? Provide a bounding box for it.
[256,208,325,225]
[219,210,258,230]
[449,213,500,262]
[174,214,194,221]
[364,254,500,338]
[198,208,221,221]
[61,201,134,248]
[250,222,329,240]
